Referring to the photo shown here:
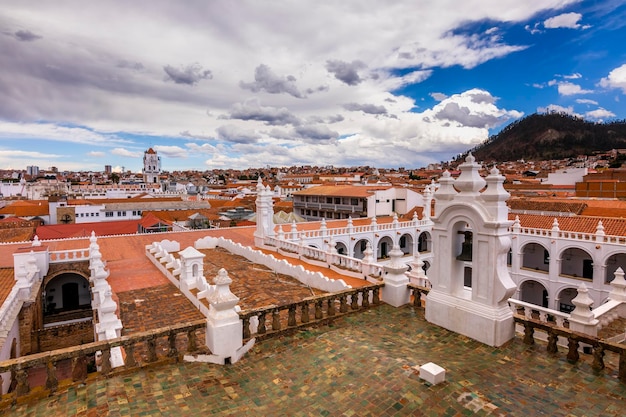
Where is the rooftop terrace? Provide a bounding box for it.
[6,304,625,416]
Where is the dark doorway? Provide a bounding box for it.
[583,259,593,279]
[62,282,79,310]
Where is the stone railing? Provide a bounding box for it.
[216,238,351,292]
[513,314,626,383]
[508,299,570,328]
[289,218,432,240]
[238,284,383,341]
[0,319,206,401]
[407,283,430,308]
[49,248,90,263]
[593,299,624,331]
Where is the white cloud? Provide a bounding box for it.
[544,12,589,30]
[599,64,626,94]
[430,92,448,101]
[87,151,106,157]
[537,104,582,118]
[153,145,188,158]
[557,82,593,96]
[575,99,598,105]
[563,73,582,79]
[585,108,615,121]
[111,148,142,158]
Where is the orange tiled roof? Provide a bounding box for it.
[512,213,626,236]
[0,200,49,217]
[35,220,141,240]
[509,199,587,215]
[0,268,14,307]
[294,185,386,197]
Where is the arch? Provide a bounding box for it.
[377,236,394,260]
[192,263,199,278]
[604,252,626,283]
[335,241,348,256]
[559,247,593,279]
[557,287,578,313]
[519,280,548,308]
[353,239,370,260]
[521,242,550,272]
[417,232,431,253]
[398,233,413,255]
[44,273,91,315]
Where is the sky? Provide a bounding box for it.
[1,1,626,173]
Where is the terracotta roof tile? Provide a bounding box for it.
[0,268,14,307]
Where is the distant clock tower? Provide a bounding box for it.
[142,148,161,184]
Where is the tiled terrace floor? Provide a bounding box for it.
[7,304,626,416]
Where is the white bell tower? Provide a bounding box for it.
[425,154,516,346]
[142,148,161,184]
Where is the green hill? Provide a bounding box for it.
[466,113,626,163]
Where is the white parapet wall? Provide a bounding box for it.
[195,236,351,293]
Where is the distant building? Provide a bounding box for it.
[26,166,39,177]
[104,165,112,175]
[142,148,161,184]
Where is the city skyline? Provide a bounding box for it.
[1,1,625,172]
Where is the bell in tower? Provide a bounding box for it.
[456,230,473,261]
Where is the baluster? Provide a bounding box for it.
[0,373,3,401]
[413,289,421,307]
[242,317,251,339]
[258,312,267,334]
[340,295,348,313]
[351,293,359,310]
[15,368,29,397]
[567,337,579,363]
[301,303,310,323]
[523,322,535,345]
[556,317,565,327]
[168,332,178,358]
[147,336,158,362]
[272,309,281,331]
[592,344,605,371]
[372,286,380,305]
[361,290,370,308]
[523,307,531,319]
[538,311,547,322]
[327,298,336,317]
[288,306,297,327]
[187,329,198,352]
[315,301,323,320]
[72,355,88,384]
[101,348,112,375]
[125,344,137,367]
[45,360,59,393]
[547,332,558,354]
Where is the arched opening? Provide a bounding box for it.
[377,236,394,260]
[560,248,593,279]
[521,243,550,272]
[451,221,474,297]
[558,287,578,313]
[605,253,626,283]
[353,239,369,260]
[192,263,199,278]
[335,242,348,256]
[44,273,92,326]
[418,232,431,253]
[520,280,549,308]
[398,234,413,255]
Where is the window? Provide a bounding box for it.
[106,212,113,218]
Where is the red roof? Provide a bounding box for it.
[35,220,140,240]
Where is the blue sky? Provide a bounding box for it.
[0,1,625,173]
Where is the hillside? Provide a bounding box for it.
[467,113,626,163]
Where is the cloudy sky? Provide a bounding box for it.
[1,1,625,173]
